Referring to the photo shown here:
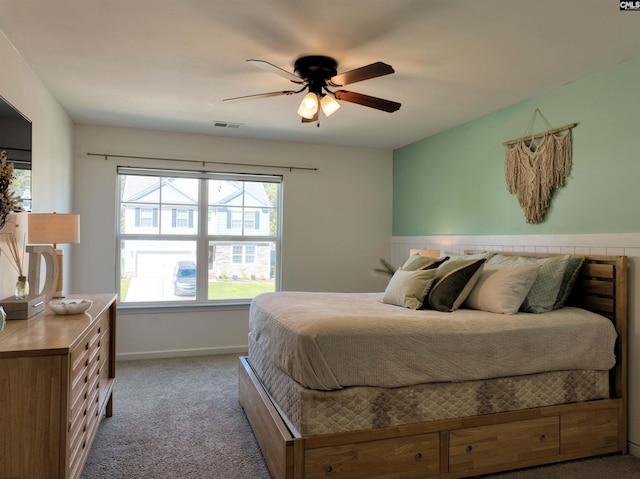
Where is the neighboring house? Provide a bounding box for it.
[120,176,273,282]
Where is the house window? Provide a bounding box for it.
[137,207,157,227]
[117,168,281,305]
[244,210,256,229]
[172,208,193,228]
[232,244,256,264]
[245,245,256,263]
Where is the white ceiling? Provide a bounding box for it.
[1,0,639,150]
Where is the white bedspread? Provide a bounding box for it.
[248,292,617,391]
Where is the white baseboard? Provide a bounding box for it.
[630,441,640,458]
[116,345,248,361]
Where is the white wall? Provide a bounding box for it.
[391,233,640,457]
[0,30,74,298]
[72,125,393,358]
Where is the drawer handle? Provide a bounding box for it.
[466,445,473,453]
[325,465,334,475]
[415,452,423,461]
[539,434,546,441]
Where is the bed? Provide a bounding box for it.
[238,252,628,479]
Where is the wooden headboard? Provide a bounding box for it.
[466,251,628,409]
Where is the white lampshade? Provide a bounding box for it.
[27,213,80,299]
[28,213,80,247]
[320,95,340,117]
[296,92,319,119]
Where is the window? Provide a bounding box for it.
[232,244,256,264]
[117,168,281,304]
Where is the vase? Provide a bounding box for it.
[14,275,29,299]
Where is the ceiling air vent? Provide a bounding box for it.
[213,121,243,129]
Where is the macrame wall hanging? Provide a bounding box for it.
[503,109,576,224]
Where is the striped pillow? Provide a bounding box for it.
[488,254,570,313]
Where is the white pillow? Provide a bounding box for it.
[382,269,438,309]
[488,254,569,313]
[464,263,541,314]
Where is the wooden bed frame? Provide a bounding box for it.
[239,253,628,479]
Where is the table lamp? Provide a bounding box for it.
[28,213,80,298]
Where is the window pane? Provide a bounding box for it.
[120,175,161,234]
[160,205,198,235]
[119,239,197,302]
[11,169,31,211]
[207,180,279,237]
[120,175,199,235]
[160,177,199,205]
[208,241,275,300]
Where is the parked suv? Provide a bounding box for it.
[173,261,196,296]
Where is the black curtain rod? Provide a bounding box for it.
[86,152,318,172]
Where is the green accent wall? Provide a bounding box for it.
[393,55,640,236]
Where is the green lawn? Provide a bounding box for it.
[118,278,273,302]
[208,281,274,300]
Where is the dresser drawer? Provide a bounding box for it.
[68,304,112,479]
[449,417,559,474]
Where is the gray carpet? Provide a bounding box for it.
[82,354,640,479]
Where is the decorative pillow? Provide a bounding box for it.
[409,248,441,258]
[400,254,448,272]
[553,256,585,309]
[427,258,486,312]
[382,269,438,309]
[464,263,541,314]
[488,254,570,313]
[440,251,496,261]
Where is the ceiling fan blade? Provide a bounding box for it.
[328,62,395,87]
[223,90,299,102]
[334,90,401,113]
[246,59,305,84]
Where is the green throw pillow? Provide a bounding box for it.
[553,256,585,309]
[427,258,486,312]
[400,254,449,271]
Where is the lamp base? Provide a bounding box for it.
[54,249,65,299]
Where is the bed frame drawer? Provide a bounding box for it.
[304,433,440,479]
[561,407,619,456]
[449,417,559,474]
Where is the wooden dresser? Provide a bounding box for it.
[0,293,116,479]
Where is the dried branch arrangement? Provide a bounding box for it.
[0,150,24,228]
[0,232,26,277]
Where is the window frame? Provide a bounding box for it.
[116,167,282,307]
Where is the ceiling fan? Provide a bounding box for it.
[223,55,401,125]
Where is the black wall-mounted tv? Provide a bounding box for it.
[0,95,32,210]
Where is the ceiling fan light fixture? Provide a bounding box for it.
[320,94,340,117]
[297,92,318,119]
